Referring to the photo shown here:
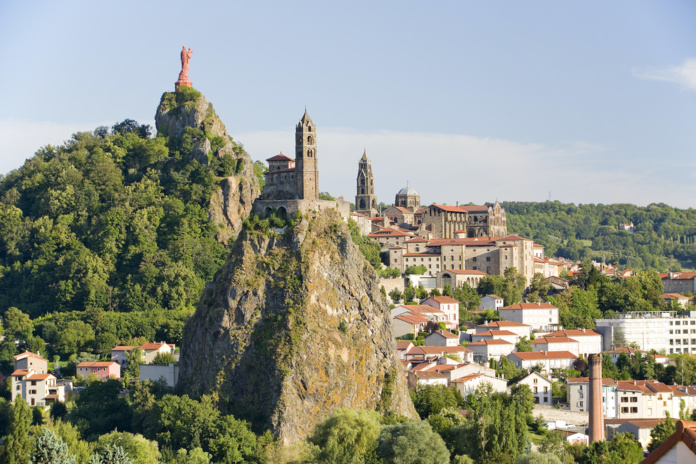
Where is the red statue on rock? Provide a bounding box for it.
[175,46,193,91]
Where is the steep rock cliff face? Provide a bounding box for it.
[155,90,261,243]
[179,210,417,444]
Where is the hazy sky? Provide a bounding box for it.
[1,1,694,207]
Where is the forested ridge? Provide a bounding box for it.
[502,201,696,271]
[0,108,255,355]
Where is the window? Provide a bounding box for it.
[544,386,548,392]
[631,407,638,414]
[670,329,674,334]
[648,408,653,415]
[579,401,584,407]
[631,397,637,403]
[533,378,538,384]
[621,397,628,402]
[486,257,491,262]
[621,407,628,413]
[473,257,477,262]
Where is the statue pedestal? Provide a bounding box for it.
[175,77,193,91]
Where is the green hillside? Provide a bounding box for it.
[503,201,696,271]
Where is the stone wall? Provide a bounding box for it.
[253,199,351,221]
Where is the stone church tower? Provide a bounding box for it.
[355,150,378,216]
[295,110,319,200]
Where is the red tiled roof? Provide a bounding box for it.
[473,330,517,337]
[26,373,53,380]
[501,302,558,310]
[426,296,459,304]
[13,351,44,360]
[396,341,414,350]
[451,373,486,383]
[566,377,617,386]
[485,294,503,299]
[532,337,578,344]
[368,228,415,238]
[409,346,472,355]
[542,329,600,338]
[441,269,488,275]
[77,362,119,368]
[467,339,513,346]
[10,369,30,377]
[404,238,428,243]
[426,330,459,339]
[661,293,689,299]
[458,206,490,213]
[431,204,468,213]
[141,342,168,350]
[395,314,430,324]
[413,371,447,379]
[266,153,294,162]
[477,321,531,328]
[428,238,496,247]
[510,351,577,360]
[111,346,134,351]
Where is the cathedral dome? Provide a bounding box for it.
[397,186,418,196]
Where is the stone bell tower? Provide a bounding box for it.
[355,150,378,216]
[295,110,318,200]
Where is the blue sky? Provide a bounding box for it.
[1,1,694,207]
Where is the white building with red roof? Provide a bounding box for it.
[471,330,519,345]
[393,313,430,338]
[532,337,580,356]
[480,294,504,311]
[499,302,560,332]
[542,329,602,358]
[507,351,578,374]
[77,361,121,381]
[476,320,532,339]
[516,371,554,405]
[425,330,460,347]
[141,341,175,364]
[13,351,47,374]
[567,377,618,417]
[11,369,65,406]
[662,272,696,294]
[422,296,459,329]
[660,293,692,308]
[451,372,508,397]
[467,339,515,362]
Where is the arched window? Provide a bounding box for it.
[307,135,314,144]
[308,125,312,132]
[307,149,314,157]
[359,199,366,209]
[361,188,365,194]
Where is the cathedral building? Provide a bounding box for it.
[419,202,507,239]
[355,150,378,216]
[395,185,420,212]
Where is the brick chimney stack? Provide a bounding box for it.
[588,353,604,442]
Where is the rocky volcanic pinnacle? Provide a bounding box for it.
[178,209,418,444]
[155,90,261,243]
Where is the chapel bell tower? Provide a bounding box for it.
[295,110,318,200]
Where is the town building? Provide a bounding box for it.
[476,320,533,339]
[141,342,176,364]
[507,351,578,375]
[421,296,459,330]
[532,336,580,355]
[451,373,508,398]
[639,420,696,463]
[661,272,696,294]
[480,294,504,311]
[467,339,515,362]
[419,203,507,239]
[425,330,460,347]
[498,302,560,332]
[567,377,618,418]
[517,371,554,405]
[394,185,420,213]
[542,329,602,358]
[471,330,520,345]
[13,351,47,374]
[595,311,696,354]
[10,369,65,407]
[76,361,121,381]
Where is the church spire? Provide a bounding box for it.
[355,150,377,216]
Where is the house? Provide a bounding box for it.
[10,369,65,407]
[407,370,448,389]
[517,371,554,405]
[111,345,134,367]
[368,227,416,250]
[425,330,460,347]
[13,351,48,374]
[140,364,179,388]
[603,346,646,363]
[467,339,515,362]
[480,294,504,311]
[393,313,430,338]
[476,320,532,339]
[405,346,473,364]
[506,351,578,374]
[451,373,508,398]
[471,330,519,345]
[396,341,414,359]
[661,272,696,294]
[498,302,560,332]
[639,420,696,463]
[76,361,121,381]
[421,296,459,330]
[532,337,580,356]
[141,342,175,364]
[567,377,618,418]
[392,304,449,325]
[541,329,602,358]
[661,293,691,309]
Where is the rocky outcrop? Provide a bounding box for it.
[178,209,418,444]
[155,90,261,243]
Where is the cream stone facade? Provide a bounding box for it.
[542,329,603,358]
[13,351,47,374]
[395,185,420,213]
[452,373,508,398]
[662,272,696,294]
[506,351,578,374]
[420,203,507,239]
[467,339,515,362]
[476,321,533,339]
[471,330,520,345]
[567,378,618,418]
[10,369,65,407]
[532,337,580,356]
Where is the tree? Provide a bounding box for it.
[404,265,427,275]
[3,307,33,343]
[97,432,160,464]
[309,408,382,464]
[500,268,526,306]
[1,399,32,464]
[403,281,416,303]
[377,421,450,464]
[647,413,675,453]
[172,448,211,464]
[388,288,402,303]
[515,336,533,352]
[416,285,428,300]
[89,445,134,464]
[208,415,259,464]
[67,379,132,441]
[152,352,176,365]
[443,284,453,297]
[581,432,643,464]
[515,453,562,464]
[410,385,464,419]
[31,427,77,464]
[528,273,551,300]
[126,348,143,378]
